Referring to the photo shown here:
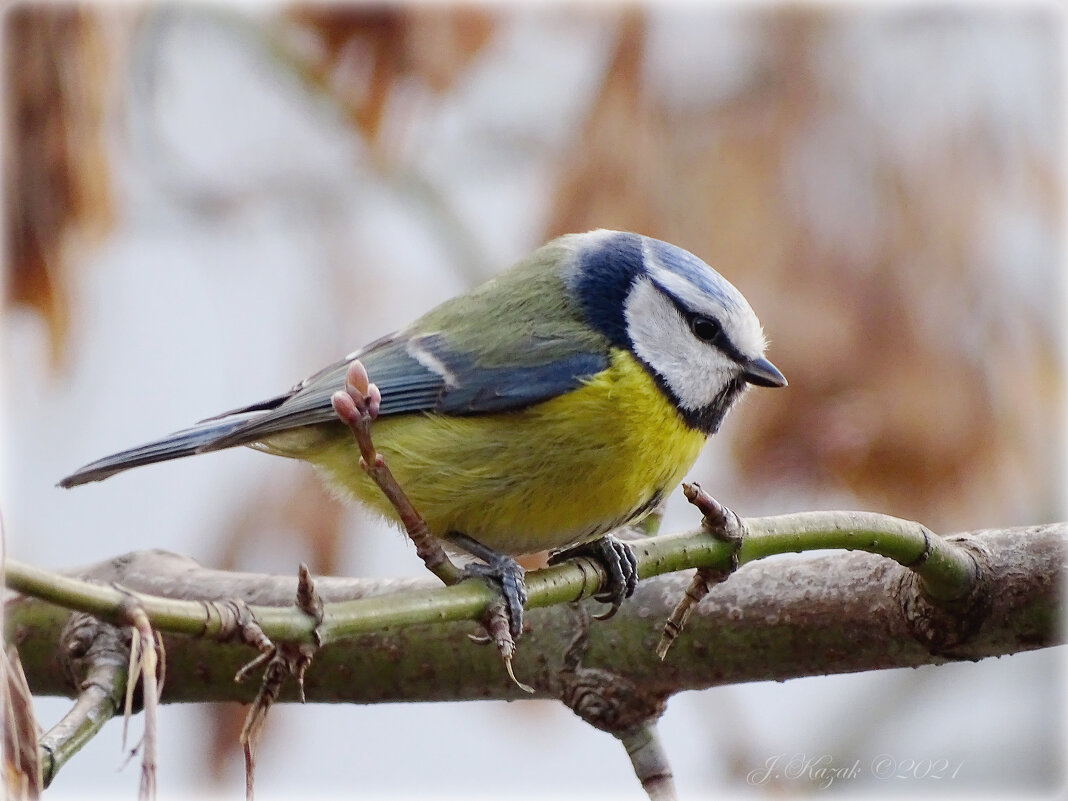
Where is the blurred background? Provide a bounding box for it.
[2,2,1064,799]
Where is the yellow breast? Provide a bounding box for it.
[305,350,707,555]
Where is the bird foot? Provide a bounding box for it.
[549,534,638,620]
[447,533,528,640]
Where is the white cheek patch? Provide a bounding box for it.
[641,242,768,358]
[624,277,739,411]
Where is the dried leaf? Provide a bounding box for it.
[2,6,113,365]
[2,646,42,800]
[278,5,494,143]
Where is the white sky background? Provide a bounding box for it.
[2,4,1065,800]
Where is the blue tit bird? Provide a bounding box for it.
[59,229,786,629]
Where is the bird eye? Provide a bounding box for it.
[689,315,722,344]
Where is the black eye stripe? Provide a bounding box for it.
[646,277,750,364]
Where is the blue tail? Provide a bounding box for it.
[57,412,262,488]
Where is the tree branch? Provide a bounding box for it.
[3,508,989,652]
[37,614,128,788]
[6,522,1062,705]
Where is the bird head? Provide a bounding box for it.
[563,230,786,435]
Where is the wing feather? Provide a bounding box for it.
[206,331,608,449]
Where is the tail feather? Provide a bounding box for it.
[57,412,263,488]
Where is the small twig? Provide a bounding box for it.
[115,599,160,801]
[330,360,462,586]
[238,643,314,801]
[239,650,283,801]
[331,360,529,688]
[657,484,744,659]
[619,722,677,801]
[235,564,323,801]
[656,570,715,660]
[120,626,140,754]
[0,513,40,798]
[2,644,42,799]
[243,739,254,801]
[295,563,324,648]
[291,565,322,701]
[37,615,129,787]
[558,604,674,797]
[233,651,272,685]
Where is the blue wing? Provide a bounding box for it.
[197,330,608,447]
[58,330,607,487]
[58,332,606,486]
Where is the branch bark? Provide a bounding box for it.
[6,523,1062,706]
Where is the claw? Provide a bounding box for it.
[592,602,622,622]
[461,559,527,639]
[476,597,534,693]
[550,534,638,618]
[504,655,535,694]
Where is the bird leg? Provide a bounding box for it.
[548,534,638,620]
[446,532,528,640]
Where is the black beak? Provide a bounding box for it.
[743,356,787,388]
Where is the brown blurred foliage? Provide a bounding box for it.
[3,5,113,365]
[279,4,494,146]
[544,8,1062,531]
